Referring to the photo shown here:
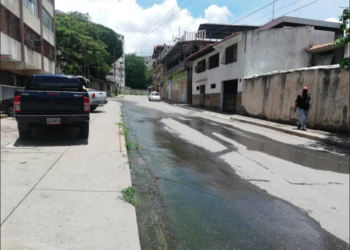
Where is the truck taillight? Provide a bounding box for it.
[92,93,96,99]
[14,95,21,112]
[84,97,90,112]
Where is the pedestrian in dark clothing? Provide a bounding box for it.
[294,87,311,131]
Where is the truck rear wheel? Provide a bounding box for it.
[18,123,31,139]
[79,122,89,139]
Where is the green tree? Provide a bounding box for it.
[335,8,350,70]
[125,54,150,89]
[56,12,123,79]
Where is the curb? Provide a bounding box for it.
[1,114,8,119]
[175,104,350,150]
[119,122,127,154]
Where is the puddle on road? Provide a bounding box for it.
[121,100,349,250]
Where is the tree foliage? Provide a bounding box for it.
[125,54,152,89]
[335,9,350,70]
[56,12,123,79]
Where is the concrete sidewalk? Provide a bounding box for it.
[1,101,140,250]
[174,104,350,150]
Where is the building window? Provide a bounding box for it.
[196,59,206,73]
[42,8,53,31]
[107,84,110,90]
[224,44,237,65]
[196,86,200,90]
[0,6,21,42]
[208,53,219,69]
[23,0,39,18]
[99,83,104,91]
[211,84,216,89]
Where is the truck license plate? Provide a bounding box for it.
[47,118,61,125]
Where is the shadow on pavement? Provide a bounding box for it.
[12,125,88,147]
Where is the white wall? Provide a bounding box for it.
[1,0,20,17]
[0,33,22,61]
[23,6,41,35]
[24,46,41,70]
[192,33,245,96]
[44,57,55,74]
[42,0,54,17]
[43,26,55,46]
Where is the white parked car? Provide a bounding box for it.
[86,88,108,111]
[149,92,161,102]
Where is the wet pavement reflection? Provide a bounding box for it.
[119,99,349,250]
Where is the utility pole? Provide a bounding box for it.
[83,47,86,78]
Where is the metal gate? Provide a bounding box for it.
[223,80,238,113]
[200,85,205,107]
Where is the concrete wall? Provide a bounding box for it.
[43,26,55,46]
[1,0,20,17]
[244,26,335,76]
[242,66,350,133]
[1,33,22,61]
[24,46,41,70]
[23,6,41,35]
[44,57,55,74]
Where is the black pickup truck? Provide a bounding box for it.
[14,75,90,139]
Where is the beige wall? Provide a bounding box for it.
[242,67,350,133]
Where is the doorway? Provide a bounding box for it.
[223,79,238,113]
[200,85,205,107]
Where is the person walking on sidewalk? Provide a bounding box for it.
[294,87,311,131]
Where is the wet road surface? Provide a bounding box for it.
[116,96,349,250]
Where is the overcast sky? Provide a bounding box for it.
[56,0,349,55]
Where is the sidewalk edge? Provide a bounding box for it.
[174,104,349,150]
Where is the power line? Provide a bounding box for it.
[280,0,321,16]
[128,0,185,45]
[126,0,195,50]
[258,0,322,26]
[245,0,302,25]
[207,0,280,39]
[126,0,193,50]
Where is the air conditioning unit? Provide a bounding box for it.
[34,40,42,48]
[25,36,34,49]
[48,54,54,60]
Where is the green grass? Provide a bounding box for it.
[118,121,141,150]
[122,186,136,205]
[134,143,141,150]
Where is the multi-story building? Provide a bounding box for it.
[0,0,56,86]
[151,45,168,93]
[156,30,215,104]
[106,34,125,91]
[143,56,155,68]
[186,17,343,113]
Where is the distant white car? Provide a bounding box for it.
[149,92,161,102]
[86,88,108,111]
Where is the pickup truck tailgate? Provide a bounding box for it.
[20,92,85,114]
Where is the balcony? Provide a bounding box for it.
[164,60,192,77]
[180,30,206,42]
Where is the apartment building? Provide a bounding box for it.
[187,17,343,113]
[0,0,56,86]
[106,34,125,91]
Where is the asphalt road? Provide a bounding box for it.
[117,96,349,250]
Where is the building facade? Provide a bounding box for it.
[143,56,155,68]
[106,34,125,90]
[0,0,56,87]
[157,30,213,104]
[187,18,342,113]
